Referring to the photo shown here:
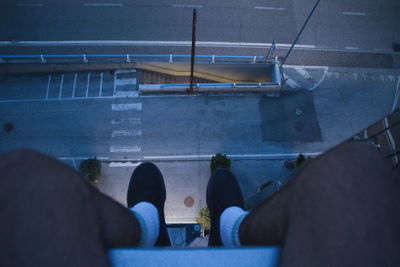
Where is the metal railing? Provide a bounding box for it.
[159,82,279,88]
[0,54,276,64]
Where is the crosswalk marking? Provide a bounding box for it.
[111,130,141,137]
[111,103,142,111]
[111,118,141,125]
[115,78,137,86]
[110,146,141,153]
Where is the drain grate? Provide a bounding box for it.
[4,123,14,133]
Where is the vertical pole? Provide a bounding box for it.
[281,0,321,66]
[189,8,197,93]
[266,40,276,59]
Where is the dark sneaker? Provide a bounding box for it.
[127,162,171,246]
[206,168,245,246]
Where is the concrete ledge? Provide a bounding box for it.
[109,247,281,267]
[139,84,281,93]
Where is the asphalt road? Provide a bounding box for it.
[0,0,399,55]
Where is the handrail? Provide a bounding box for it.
[0,54,276,64]
[160,82,279,88]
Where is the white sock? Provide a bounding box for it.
[129,202,160,247]
[220,206,249,247]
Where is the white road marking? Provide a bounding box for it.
[116,69,136,74]
[380,75,386,82]
[109,162,141,167]
[113,73,117,93]
[113,91,139,98]
[375,48,392,52]
[86,73,90,98]
[59,74,64,99]
[144,152,322,161]
[57,156,109,160]
[116,78,137,86]
[294,66,312,79]
[17,3,43,7]
[392,76,400,112]
[388,75,396,82]
[45,74,51,99]
[111,118,141,125]
[383,118,399,165]
[308,67,328,91]
[84,3,123,7]
[110,146,141,153]
[353,73,359,80]
[254,6,286,11]
[172,4,203,8]
[72,73,77,98]
[342,12,366,16]
[0,40,316,49]
[111,130,141,137]
[345,46,359,50]
[111,103,142,111]
[99,72,103,97]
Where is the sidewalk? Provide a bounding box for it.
[97,158,292,224]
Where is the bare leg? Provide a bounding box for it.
[239,142,400,266]
[0,150,141,267]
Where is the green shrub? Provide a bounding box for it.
[210,153,231,172]
[79,157,101,183]
[196,207,210,232]
[295,154,313,166]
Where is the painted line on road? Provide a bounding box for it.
[83,3,123,7]
[45,74,51,100]
[391,76,400,112]
[0,40,316,49]
[111,103,142,111]
[111,130,141,138]
[72,73,77,98]
[116,69,136,74]
[99,72,103,97]
[17,3,43,7]
[254,7,286,11]
[116,78,137,86]
[111,118,141,125]
[86,73,90,98]
[172,4,203,8]
[109,162,141,168]
[110,146,141,153]
[59,74,64,99]
[113,91,139,98]
[345,46,359,50]
[342,12,366,16]
[143,152,322,161]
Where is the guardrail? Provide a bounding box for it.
[0,54,276,64]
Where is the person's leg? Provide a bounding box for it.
[127,162,171,247]
[206,168,245,246]
[238,142,400,266]
[0,149,141,267]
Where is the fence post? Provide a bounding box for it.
[169,54,173,62]
[211,55,215,63]
[252,56,256,63]
[126,54,131,62]
[40,54,46,63]
[83,54,88,63]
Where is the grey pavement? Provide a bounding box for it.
[0,64,399,222]
[0,0,399,53]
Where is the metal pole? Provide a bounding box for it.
[281,0,321,66]
[266,40,276,59]
[188,8,197,93]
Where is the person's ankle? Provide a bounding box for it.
[130,201,160,247]
[220,206,248,247]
